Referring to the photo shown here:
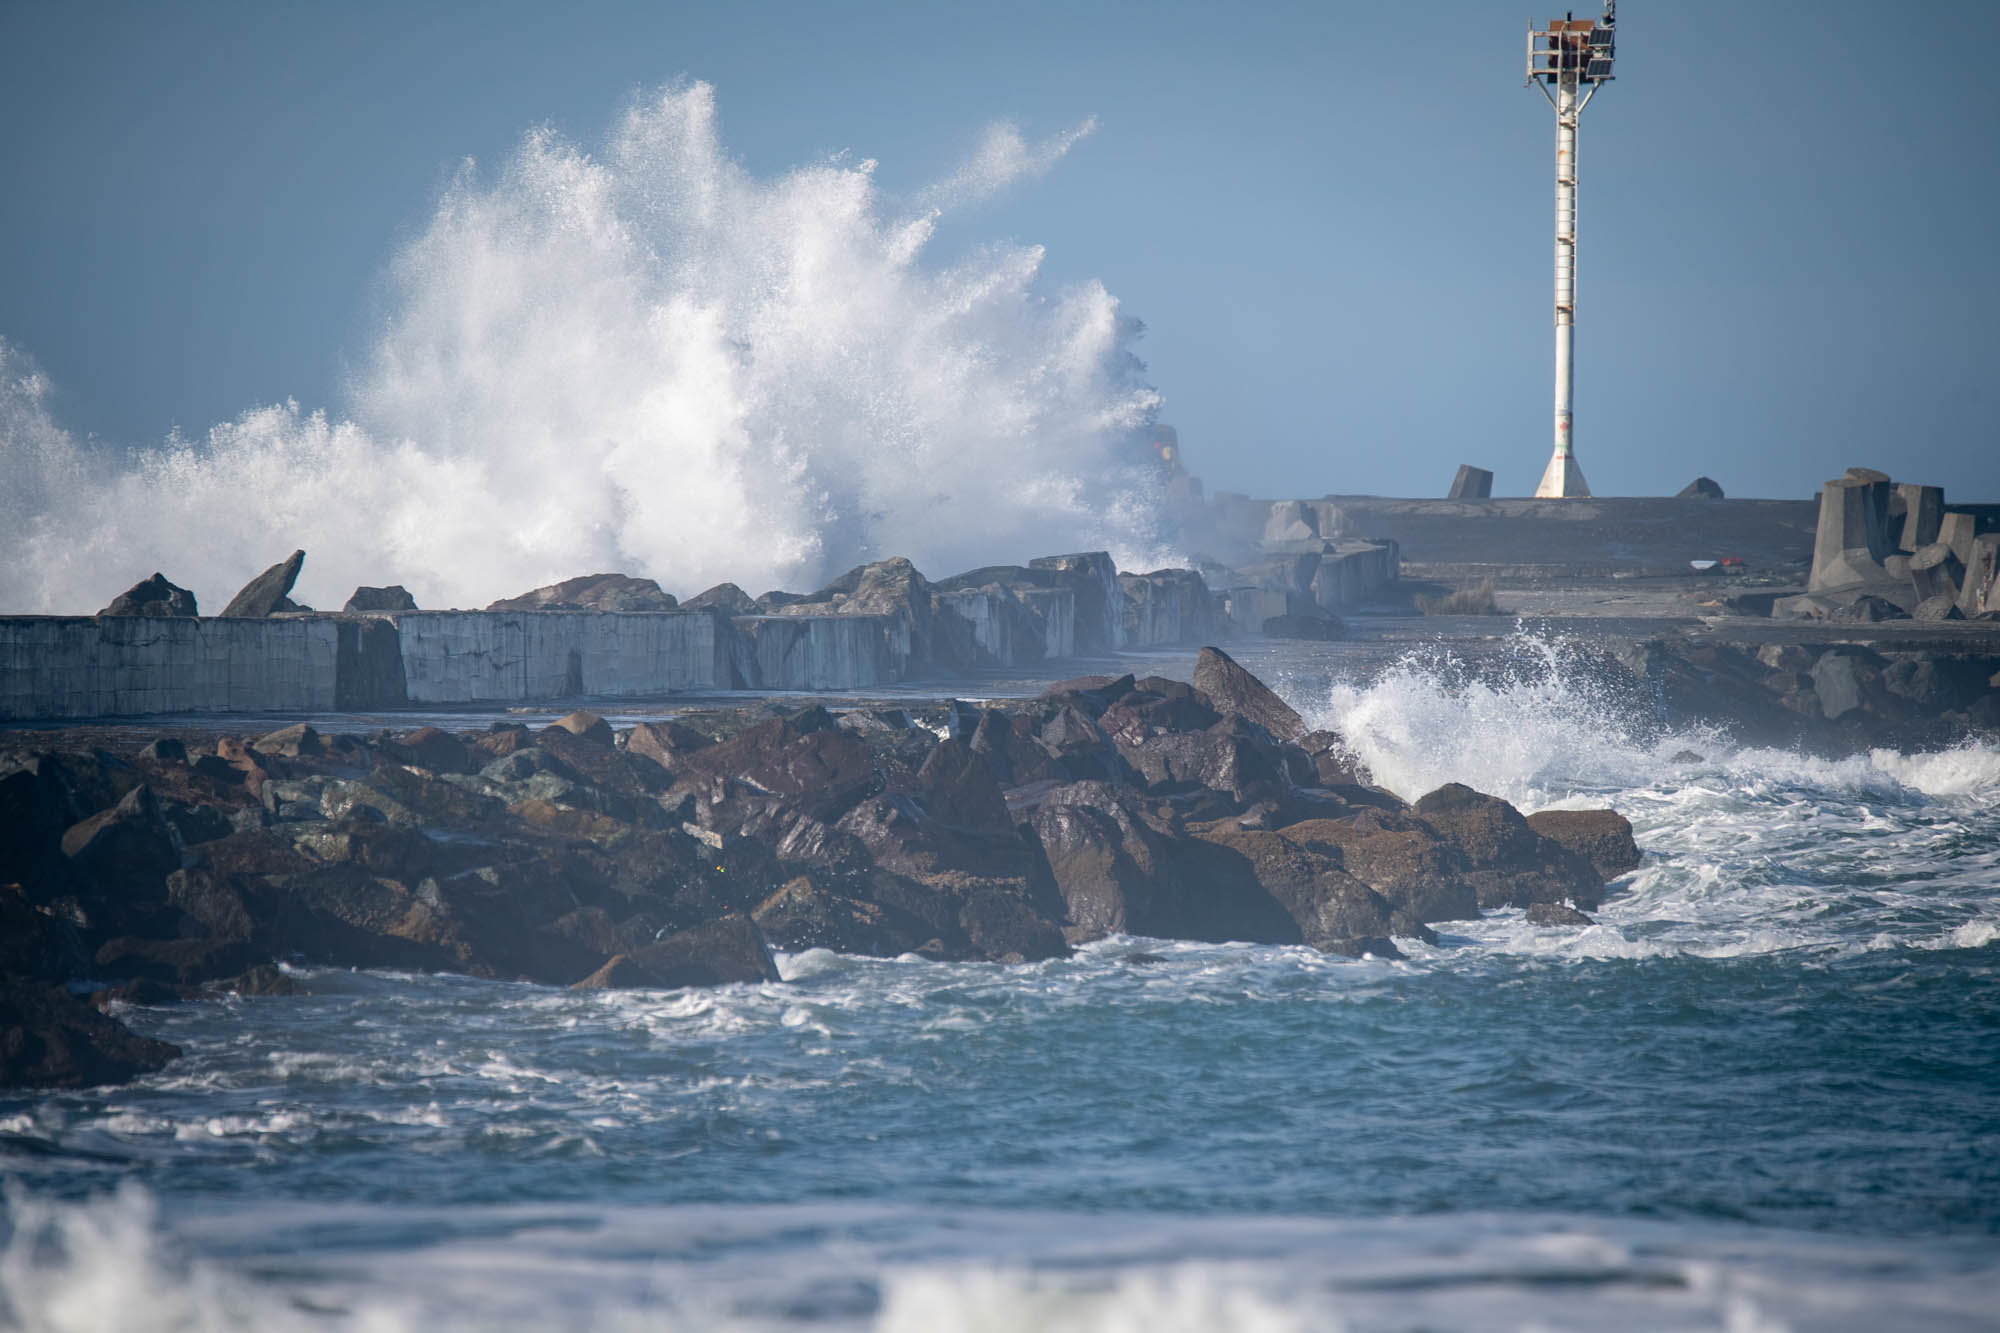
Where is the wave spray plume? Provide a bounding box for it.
[0,83,1163,613]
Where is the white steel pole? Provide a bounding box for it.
[1536,73,1591,498]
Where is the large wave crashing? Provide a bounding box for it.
[0,83,1166,613]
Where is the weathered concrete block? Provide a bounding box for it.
[1310,540,1400,611]
[1263,500,1321,546]
[1908,541,1965,605]
[1118,569,1216,647]
[1939,512,1979,569]
[1028,553,1124,653]
[0,616,339,720]
[1449,466,1494,500]
[732,614,908,689]
[1960,534,2000,619]
[1015,587,1077,660]
[1809,476,1899,597]
[933,586,1046,669]
[390,611,728,703]
[1889,484,1944,553]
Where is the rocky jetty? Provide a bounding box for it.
[0,649,1638,1088]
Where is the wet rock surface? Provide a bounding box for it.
[1,652,1648,1087]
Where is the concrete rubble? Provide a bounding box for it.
[1779,468,2000,623]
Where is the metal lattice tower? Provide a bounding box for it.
[1526,3,1617,498]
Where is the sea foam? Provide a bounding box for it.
[0,83,1166,615]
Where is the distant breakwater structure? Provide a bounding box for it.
[0,539,1393,721]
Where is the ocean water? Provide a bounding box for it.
[4,659,1998,1331]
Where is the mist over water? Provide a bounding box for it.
[0,83,1166,614]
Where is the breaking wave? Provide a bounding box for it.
[0,82,1165,615]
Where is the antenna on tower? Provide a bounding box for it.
[1525,0,1619,497]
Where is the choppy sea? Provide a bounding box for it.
[5,644,1998,1331]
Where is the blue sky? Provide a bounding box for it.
[4,0,1996,502]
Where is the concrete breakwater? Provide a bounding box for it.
[2,551,1255,721]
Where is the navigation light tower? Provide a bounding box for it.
[1526,2,1618,498]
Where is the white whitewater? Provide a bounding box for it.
[0,83,1164,614]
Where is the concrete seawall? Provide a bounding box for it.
[1,616,343,720]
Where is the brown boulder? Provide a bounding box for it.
[1525,809,1643,882]
[1277,814,1479,924]
[252,723,323,758]
[546,711,615,747]
[1413,784,1604,911]
[1192,646,1305,742]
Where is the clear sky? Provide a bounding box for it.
[4,0,1996,503]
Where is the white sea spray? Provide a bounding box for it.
[0,83,1166,615]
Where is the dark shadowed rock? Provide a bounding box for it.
[137,737,189,765]
[1525,902,1596,926]
[221,550,307,617]
[89,979,188,1009]
[1192,647,1305,742]
[0,892,83,982]
[1187,822,1399,953]
[487,573,678,612]
[958,890,1069,962]
[392,727,474,774]
[1,981,182,1088]
[212,964,306,996]
[93,936,263,986]
[1677,477,1725,499]
[99,572,197,618]
[676,713,882,825]
[914,739,1013,834]
[573,915,780,990]
[343,585,418,612]
[60,785,180,893]
[755,876,918,956]
[1525,809,1642,882]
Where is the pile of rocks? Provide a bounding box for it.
[1,650,1638,1089]
[1780,469,2000,622]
